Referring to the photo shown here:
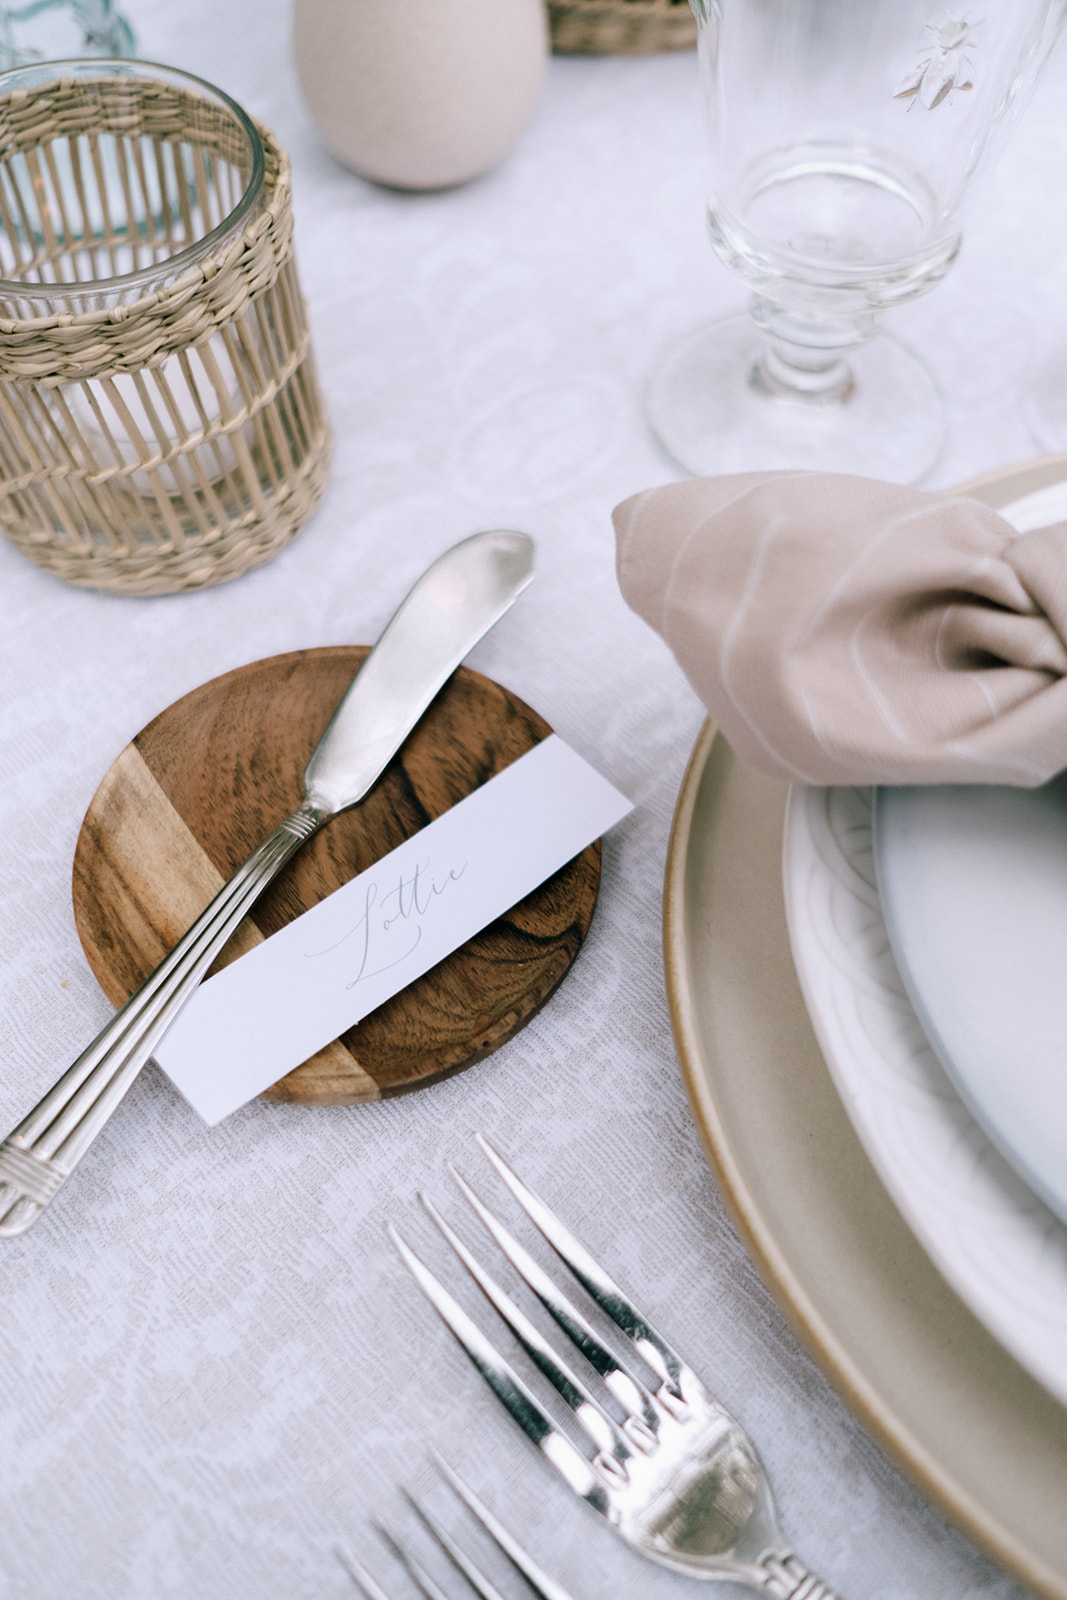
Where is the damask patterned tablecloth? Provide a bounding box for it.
[1,3,1065,1596]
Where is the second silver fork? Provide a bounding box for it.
[391,1135,841,1600]
[339,1459,575,1600]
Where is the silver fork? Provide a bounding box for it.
[390,1136,842,1600]
[338,1459,576,1600]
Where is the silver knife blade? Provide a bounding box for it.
[305,529,534,814]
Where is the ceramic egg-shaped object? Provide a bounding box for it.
[293,0,549,191]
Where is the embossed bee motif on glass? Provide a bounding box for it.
[894,13,978,109]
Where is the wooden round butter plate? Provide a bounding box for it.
[72,649,600,1105]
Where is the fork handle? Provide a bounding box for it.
[0,801,327,1238]
[760,1552,840,1600]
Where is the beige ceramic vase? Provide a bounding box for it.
[293,0,549,191]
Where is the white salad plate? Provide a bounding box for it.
[875,776,1067,1229]
[782,475,1067,1408]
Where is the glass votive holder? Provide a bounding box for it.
[0,0,135,72]
[0,58,331,593]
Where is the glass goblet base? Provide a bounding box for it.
[646,314,945,485]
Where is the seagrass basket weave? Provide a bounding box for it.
[549,0,696,55]
[0,60,331,594]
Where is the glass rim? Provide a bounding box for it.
[0,57,266,305]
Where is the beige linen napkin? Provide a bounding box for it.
[614,470,1067,786]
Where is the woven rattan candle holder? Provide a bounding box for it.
[0,60,330,594]
[549,0,695,55]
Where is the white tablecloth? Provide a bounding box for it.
[2,4,1065,1596]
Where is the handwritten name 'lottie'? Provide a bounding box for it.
[304,858,467,987]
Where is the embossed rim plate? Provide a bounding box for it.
[785,783,1067,1403]
[664,454,1067,1599]
[783,474,1067,1407]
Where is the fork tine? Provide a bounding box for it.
[420,1192,631,1465]
[475,1134,690,1397]
[433,1458,580,1600]
[336,1543,392,1600]
[448,1166,659,1440]
[339,1484,579,1600]
[377,1523,454,1600]
[388,1225,605,1507]
[404,1491,509,1600]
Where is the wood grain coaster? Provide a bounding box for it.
[71,649,601,1106]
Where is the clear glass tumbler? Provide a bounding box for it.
[647,0,1065,482]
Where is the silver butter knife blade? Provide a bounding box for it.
[306,530,534,812]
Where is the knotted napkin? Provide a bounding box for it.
[613,470,1067,786]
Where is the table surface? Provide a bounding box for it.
[2,4,1066,1597]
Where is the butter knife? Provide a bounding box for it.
[0,530,534,1236]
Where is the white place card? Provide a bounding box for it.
[154,736,633,1124]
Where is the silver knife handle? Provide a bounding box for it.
[0,802,325,1237]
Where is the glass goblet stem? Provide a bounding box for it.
[747,297,887,406]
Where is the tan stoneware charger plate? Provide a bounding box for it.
[663,453,1067,1600]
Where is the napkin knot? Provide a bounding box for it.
[614,470,1067,786]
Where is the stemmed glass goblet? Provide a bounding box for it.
[647,0,1066,483]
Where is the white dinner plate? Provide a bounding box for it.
[782,472,1067,1407]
